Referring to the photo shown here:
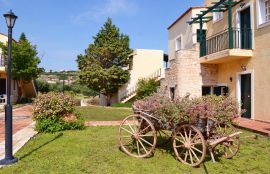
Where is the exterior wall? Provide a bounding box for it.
[168,8,206,60]
[202,0,270,122]
[99,49,165,105]
[126,49,164,89]
[160,47,204,98]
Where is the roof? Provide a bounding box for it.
[0,33,18,42]
[167,6,205,30]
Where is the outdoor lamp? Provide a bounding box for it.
[4,10,17,28]
[0,9,18,166]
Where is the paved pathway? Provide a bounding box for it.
[0,105,34,142]
[235,117,270,137]
[85,118,270,137]
[0,105,36,163]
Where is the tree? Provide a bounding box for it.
[77,18,132,105]
[0,32,44,101]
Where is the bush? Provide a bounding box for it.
[36,79,50,93]
[33,92,85,133]
[136,78,160,99]
[18,97,33,104]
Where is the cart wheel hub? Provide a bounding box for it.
[184,142,191,149]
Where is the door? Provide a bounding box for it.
[0,78,6,95]
[241,74,251,118]
[240,7,252,49]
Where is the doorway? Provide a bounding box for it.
[0,78,6,95]
[240,7,252,49]
[241,74,251,118]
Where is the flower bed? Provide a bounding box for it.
[133,93,241,129]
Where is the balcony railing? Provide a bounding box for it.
[200,28,252,57]
[0,54,5,66]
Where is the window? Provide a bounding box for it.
[170,87,175,100]
[258,0,270,25]
[266,0,270,22]
[213,12,223,22]
[128,56,133,70]
[202,86,229,96]
[175,37,181,51]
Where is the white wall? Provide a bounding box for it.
[168,8,206,60]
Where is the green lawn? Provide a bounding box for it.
[76,106,132,121]
[0,127,269,174]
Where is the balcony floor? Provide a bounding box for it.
[200,49,253,64]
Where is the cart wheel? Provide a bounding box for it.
[214,122,240,159]
[173,124,206,167]
[156,130,172,147]
[119,114,157,158]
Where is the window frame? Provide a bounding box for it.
[175,36,182,51]
[257,0,270,28]
[213,11,223,23]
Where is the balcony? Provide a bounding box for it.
[200,28,253,64]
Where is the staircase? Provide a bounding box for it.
[119,68,164,103]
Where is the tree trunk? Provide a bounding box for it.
[16,81,23,103]
[106,95,111,106]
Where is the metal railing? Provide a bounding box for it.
[0,54,5,66]
[201,28,252,57]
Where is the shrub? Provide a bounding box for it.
[33,92,85,133]
[136,78,160,99]
[133,94,241,126]
[36,79,50,93]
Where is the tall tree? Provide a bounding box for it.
[77,18,132,105]
[0,32,44,100]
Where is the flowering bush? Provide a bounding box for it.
[33,92,85,133]
[133,94,241,128]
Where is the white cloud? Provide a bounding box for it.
[71,0,138,24]
[0,0,11,6]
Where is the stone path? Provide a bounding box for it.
[235,117,270,137]
[85,120,136,126]
[0,105,36,161]
[0,105,34,142]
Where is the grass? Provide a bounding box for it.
[76,106,132,121]
[111,102,132,108]
[0,127,269,174]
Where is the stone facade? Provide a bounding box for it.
[160,44,218,99]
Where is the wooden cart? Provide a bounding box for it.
[118,107,241,167]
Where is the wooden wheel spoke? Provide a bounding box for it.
[184,150,188,162]
[136,141,140,156]
[190,145,203,154]
[190,133,197,141]
[139,137,153,146]
[189,129,192,141]
[138,139,148,153]
[175,145,185,148]
[178,132,186,141]
[175,137,185,144]
[189,150,194,165]
[121,126,134,135]
[190,148,199,162]
[140,134,153,137]
[184,127,189,141]
[127,122,135,133]
[139,125,150,134]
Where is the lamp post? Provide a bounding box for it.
[0,10,18,165]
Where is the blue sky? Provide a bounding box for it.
[0,0,204,71]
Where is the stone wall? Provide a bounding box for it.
[160,44,218,98]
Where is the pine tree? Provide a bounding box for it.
[77,18,132,105]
